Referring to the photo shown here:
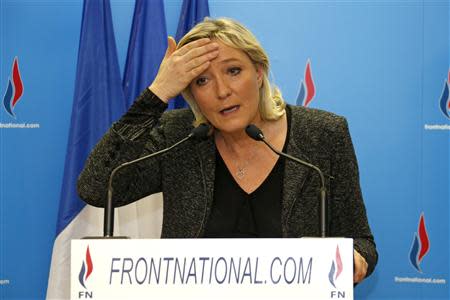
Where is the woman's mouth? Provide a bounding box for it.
[220,105,239,115]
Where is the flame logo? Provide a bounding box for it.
[78,246,94,289]
[438,70,450,119]
[409,213,430,273]
[2,57,24,118]
[328,245,343,288]
[296,59,316,107]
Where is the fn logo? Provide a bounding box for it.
[78,291,93,298]
[331,290,346,298]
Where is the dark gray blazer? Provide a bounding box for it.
[78,89,378,276]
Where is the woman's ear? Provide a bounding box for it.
[256,64,263,88]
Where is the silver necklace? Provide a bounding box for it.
[217,131,259,180]
[230,146,257,180]
[235,160,250,179]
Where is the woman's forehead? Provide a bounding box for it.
[211,39,255,64]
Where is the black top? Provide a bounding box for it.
[204,108,291,238]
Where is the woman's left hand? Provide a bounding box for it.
[354,250,368,283]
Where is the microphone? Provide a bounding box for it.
[103,123,210,238]
[245,124,329,237]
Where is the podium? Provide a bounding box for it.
[71,238,353,300]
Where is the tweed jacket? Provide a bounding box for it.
[78,89,378,276]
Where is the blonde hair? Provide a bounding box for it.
[177,17,286,126]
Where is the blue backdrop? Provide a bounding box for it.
[0,0,449,299]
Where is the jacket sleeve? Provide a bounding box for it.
[329,117,378,278]
[77,88,168,208]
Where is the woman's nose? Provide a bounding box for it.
[215,76,231,100]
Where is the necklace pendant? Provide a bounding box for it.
[236,167,245,179]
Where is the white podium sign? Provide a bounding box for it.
[71,238,353,300]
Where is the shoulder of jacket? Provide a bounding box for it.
[287,104,349,142]
[158,108,195,138]
[161,108,194,123]
[288,104,345,125]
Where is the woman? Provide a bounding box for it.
[78,18,377,283]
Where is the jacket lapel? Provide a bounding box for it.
[194,136,216,237]
[281,107,312,237]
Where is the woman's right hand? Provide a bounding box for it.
[149,36,219,103]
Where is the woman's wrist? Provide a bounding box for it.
[148,83,171,103]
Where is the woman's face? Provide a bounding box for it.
[189,40,263,134]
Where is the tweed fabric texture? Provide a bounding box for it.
[78,88,378,276]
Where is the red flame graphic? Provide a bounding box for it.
[417,214,430,262]
[335,245,343,279]
[303,60,315,107]
[85,246,93,280]
[12,57,23,107]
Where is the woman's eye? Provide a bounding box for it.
[228,67,241,76]
[195,77,208,86]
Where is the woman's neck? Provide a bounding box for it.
[214,128,257,156]
[214,115,285,156]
